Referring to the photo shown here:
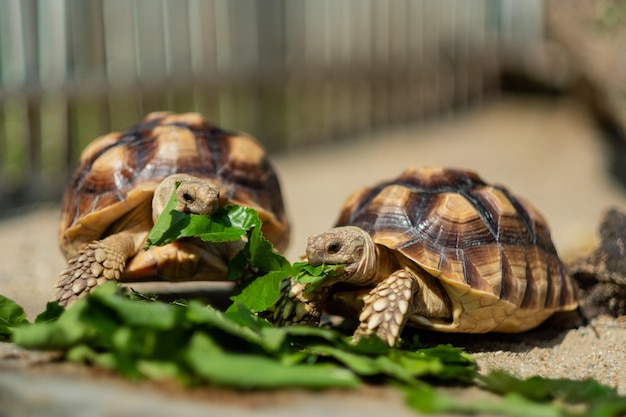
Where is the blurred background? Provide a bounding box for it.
[0,1,568,208]
[1,0,626,236]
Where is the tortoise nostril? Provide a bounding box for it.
[182,192,195,203]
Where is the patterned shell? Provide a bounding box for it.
[59,112,289,257]
[335,167,578,333]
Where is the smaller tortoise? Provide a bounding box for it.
[276,167,578,346]
[54,111,289,306]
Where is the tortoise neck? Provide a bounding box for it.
[371,245,403,282]
[346,235,387,286]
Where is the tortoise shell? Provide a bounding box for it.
[334,166,578,333]
[59,111,289,258]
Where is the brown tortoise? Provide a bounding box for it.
[54,111,289,306]
[276,167,578,346]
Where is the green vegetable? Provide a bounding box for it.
[292,261,343,292]
[0,294,27,341]
[2,285,465,390]
[1,291,624,416]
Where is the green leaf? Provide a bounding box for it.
[404,385,565,417]
[66,344,118,370]
[137,360,187,383]
[406,345,476,382]
[246,223,292,273]
[4,286,626,416]
[89,284,183,330]
[34,302,65,324]
[480,371,621,403]
[12,297,92,349]
[228,270,291,313]
[145,180,254,247]
[186,302,271,351]
[185,332,360,389]
[178,211,246,242]
[146,206,251,247]
[145,186,188,247]
[403,384,461,414]
[479,371,626,417]
[308,343,467,387]
[292,262,343,293]
[0,294,28,340]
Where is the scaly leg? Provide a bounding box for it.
[269,279,327,326]
[354,269,418,346]
[52,232,138,306]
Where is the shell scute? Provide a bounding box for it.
[436,246,465,285]
[519,246,549,310]
[473,186,529,243]
[462,244,502,295]
[498,244,529,306]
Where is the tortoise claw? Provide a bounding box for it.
[52,241,125,306]
[354,269,417,346]
[267,279,324,326]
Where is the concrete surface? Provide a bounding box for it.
[1,97,625,416]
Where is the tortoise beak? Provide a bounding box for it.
[305,233,327,266]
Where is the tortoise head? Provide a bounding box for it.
[306,226,377,284]
[152,173,220,222]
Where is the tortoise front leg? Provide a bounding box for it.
[355,269,418,346]
[52,232,139,306]
[269,279,328,326]
[355,267,452,346]
[123,240,245,282]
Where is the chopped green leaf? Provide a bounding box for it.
[228,271,290,314]
[0,294,28,340]
[89,286,183,330]
[3,287,626,416]
[12,297,93,350]
[146,205,252,247]
[405,385,565,417]
[185,332,360,389]
[292,261,343,293]
[145,180,256,247]
[34,302,65,324]
[479,371,626,417]
[145,185,188,247]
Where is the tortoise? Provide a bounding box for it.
[53,111,289,306]
[275,167,578,346]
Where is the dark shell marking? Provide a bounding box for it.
[336,167,577,319]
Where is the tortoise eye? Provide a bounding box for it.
[327,242,341,254]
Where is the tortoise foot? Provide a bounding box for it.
[355,270,416,346]
[53,241,126,306]
[269,279,324,326]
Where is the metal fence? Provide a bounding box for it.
[0,0,544,212]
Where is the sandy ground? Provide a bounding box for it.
[0,97,625,415]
